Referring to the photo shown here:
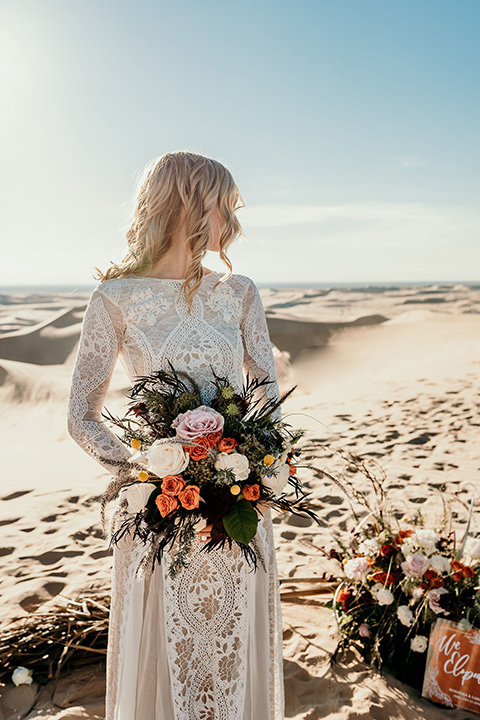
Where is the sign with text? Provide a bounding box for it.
[422,618,480,714]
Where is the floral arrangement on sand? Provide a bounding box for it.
[95,362,323,578]
[324,453,480,688]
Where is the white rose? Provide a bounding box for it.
[410,585,425,603]
[261,462,290,496]
[429,554,451,574]
[146,440,189,478]
[124,483,156,514]
[464,537,480,560]
[410,635,428,653]
[358,538,380,556]
[376,587,395,606]
[414,528,438,554]
[344,556,370,581]
[214,451,250,481]
[397,604,414,627]
[371,583,384,597]
[12,666,33,686]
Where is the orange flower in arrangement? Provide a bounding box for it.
[161,475,185,497]
[393,529,414,545]
[370,570,395,585]
[186,437,210,461]
[178,484,201,510]
[206,430,223,448]
[431,577,445,588]
[288,464,297,476]
[155,494,179,518]
[217,437,238,453]
[242,484,260,501]
[424,569,438,583]
[452,571,464,582]
[450,559,475,578]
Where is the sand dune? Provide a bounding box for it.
[0,282,479,719]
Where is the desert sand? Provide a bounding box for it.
[0,281,479,719]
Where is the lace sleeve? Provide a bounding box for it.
[67,284,133,476]
[240,278,282,422]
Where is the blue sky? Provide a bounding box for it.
[1,0,479,287]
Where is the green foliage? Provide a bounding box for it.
[222,498,259,545]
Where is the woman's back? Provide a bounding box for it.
[67,269,285,720]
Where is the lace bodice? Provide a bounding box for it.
[67,270,282,477]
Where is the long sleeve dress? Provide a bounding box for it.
[66,270,285,720]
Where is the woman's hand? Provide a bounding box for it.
[196,522,213,542]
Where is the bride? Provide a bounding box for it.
[67,151,285,719]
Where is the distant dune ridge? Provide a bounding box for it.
[0,282,479,719]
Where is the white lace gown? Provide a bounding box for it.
[66,270,285,720]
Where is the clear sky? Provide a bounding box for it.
[1,0,479,288]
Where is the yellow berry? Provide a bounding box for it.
[263,454,275,466]
[131,438,141,449]
[138,471,149,482]
[230,484,241,495]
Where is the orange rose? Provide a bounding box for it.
[452,571,464,582]
[218,437,237,453]
[207,430,223,448]
[186,437,210,461]
[155,493,179,517]
[161,475,185,496]
[178,484,200,510]
[242,483,260,501]
[451,560,464,572]
[288,464,297,476]
[463,565,475,578]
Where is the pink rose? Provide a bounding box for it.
[359,623,371,637]
[344,556,370,581]
[171,405,224,441]
[428,587,449,615]
[401,553,429,577]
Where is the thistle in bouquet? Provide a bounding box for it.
[95,360,322,579]
[324,452,480,688]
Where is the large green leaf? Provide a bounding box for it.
[222,498,258,545]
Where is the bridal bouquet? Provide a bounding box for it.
[96,361,321,578]
[326,456,480,689]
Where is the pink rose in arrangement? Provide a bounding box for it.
[358,623,371,638]
[155,494,179,518]
[172,406,224,441]
[401,553,429,577]
[344,556,370,581]
[428,587,450,615]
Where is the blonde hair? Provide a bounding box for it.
[93,151,244,312]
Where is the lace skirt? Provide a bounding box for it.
[105,491,285,720]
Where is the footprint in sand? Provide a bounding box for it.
[2,490,31,501]
[0,517,20,526]
[32,550,84,565]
